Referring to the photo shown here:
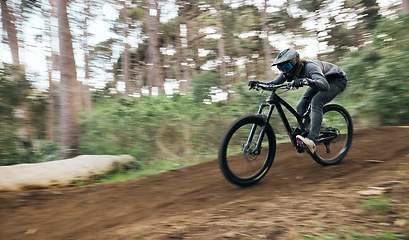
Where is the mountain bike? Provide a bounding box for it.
[218,82,353,186]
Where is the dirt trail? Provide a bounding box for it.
[1,127,409,239]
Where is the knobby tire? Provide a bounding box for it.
[218,115,276,186]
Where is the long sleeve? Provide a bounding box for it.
[266,73,286,85]
[306,71,330,91]
[303,62,330,91]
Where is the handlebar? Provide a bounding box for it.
[250,82,291,91]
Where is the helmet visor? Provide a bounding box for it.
[277,61,294,73]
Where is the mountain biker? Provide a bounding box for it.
[248,48,348,154]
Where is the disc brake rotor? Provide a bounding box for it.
[242,142,258,161]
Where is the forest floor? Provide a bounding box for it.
[1,127,409,239]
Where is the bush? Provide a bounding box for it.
[0,64,32,165]
[191,71,221,103]
[339,14,409,125]
[79,94,241,163]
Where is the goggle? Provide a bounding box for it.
[277,61,294,73]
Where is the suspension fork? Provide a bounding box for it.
[244,103,274,154]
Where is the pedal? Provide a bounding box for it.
[296,140,308,153]
[296,140,306,153]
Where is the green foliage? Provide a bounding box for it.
[191,71,221,103]
[304,230,407,240]
[95,158,185,184]
[297,0,325,12]
[0,64,31,165]
[0,65,61,165]
[339,14,409,125]
[360,0,382,30]
[303,234,339,240]
[0,64,30,117]
[327,17,357,60]
[79,93,249,163]
[128,7,145,21]
[359,195,393,212]
[28,92,49,139]
[79,80,309,171]
[303,192,409,240]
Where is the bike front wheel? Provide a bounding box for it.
[219,115,276,186]
[312,104,353,166]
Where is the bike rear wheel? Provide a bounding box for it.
[312,104,353,166]
[219,115,276,186]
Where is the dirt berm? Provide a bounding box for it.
[0,127,408,239]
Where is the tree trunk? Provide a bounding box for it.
[175,17,182,83]
[57,0,79,157]
[215,1,228,96]
[1,0,20,66]
[83,0,92,110]
[82,83,92,112]
[181,21,191,93]
[2,0,33,143]
[83,1,92,112]
[46,0,57,141]
[121,3,131,96]
[83,0,90,82]
[122,26,131,96]
[145,0,163,94]
[261,0,273,80]
[402,0,409,13]
[46,72,55,141]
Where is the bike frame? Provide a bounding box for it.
[246,89,309,153]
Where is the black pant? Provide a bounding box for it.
[296,78,347,142]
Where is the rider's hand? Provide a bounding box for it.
[291,79,305,88]
[248,81,259,89]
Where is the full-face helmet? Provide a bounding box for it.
[272,48,300,73]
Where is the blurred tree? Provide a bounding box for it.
[1,0,39,143]
[402,0,409,13]
[145,0,164,93]
[212,4,264,82]
[327,16,356,60]
[215,1,228,96]
[80,0,93,112]
[342,14,409,125]
[0,64,30,120]
[45,0,57,141]
[260,0,273,80]
[57,0,79,156]
[120,2,131,96]
[107,1,143,95]
[1,0,20,66]
[360,0,381,30]
[174,3,184,91]
[159,20,177,83]
[0,64,31,164]
[191,71,220,103]
[83,0,91,87]
[90,38,115,85]
[297,0,325,58]
[173,1,198,93]
[343,0,382,48]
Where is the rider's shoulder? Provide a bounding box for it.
[307,60,339,67]
[304,60,322,72]
[305,60,321,66]
[305,60,337,70]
